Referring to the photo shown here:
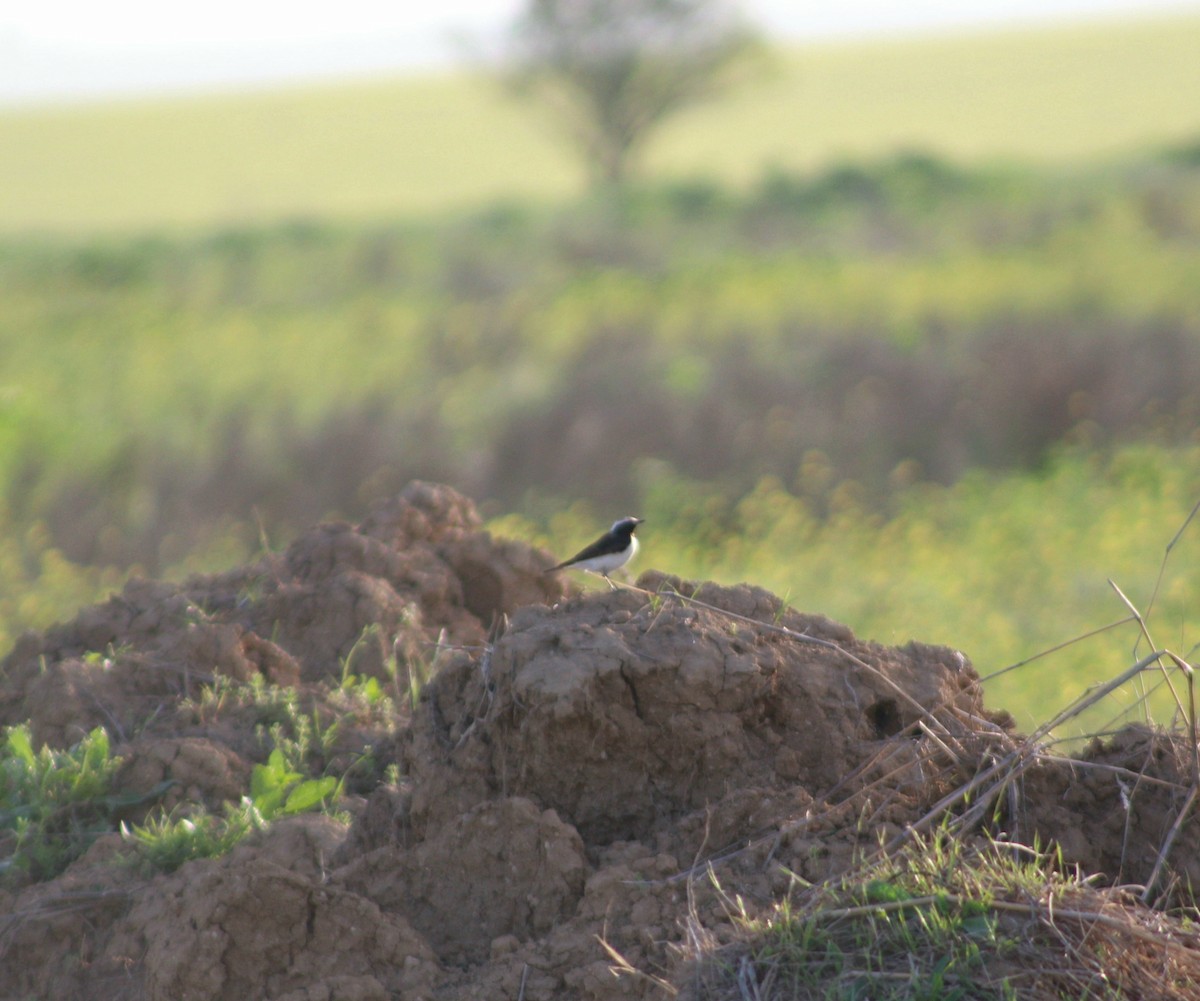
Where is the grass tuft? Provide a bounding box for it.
[694,831,1200,1000]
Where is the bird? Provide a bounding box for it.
[545,517,643,587]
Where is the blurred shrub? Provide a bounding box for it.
[2,146,1200,576]
[0,510,120,662]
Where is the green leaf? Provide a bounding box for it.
[6,726,35,768]
[282,777,337,815]
[250,750,299,803]
[80,727,110,771]
[249,775,289,818]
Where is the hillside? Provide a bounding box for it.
[3,483,1200,999]
[2,11,1199,234]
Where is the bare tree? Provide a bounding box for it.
[504,0,761,187]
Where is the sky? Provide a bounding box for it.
[1,0,1196,106]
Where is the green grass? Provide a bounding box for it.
[121,803,262,875]
[0,513,124,655]
[716,835,1031,1000]
[2,11,1199,234]
[699,830,1200,999]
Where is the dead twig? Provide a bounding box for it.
[1110,578,1186,721]
[1141,785,1199,907]
[978,615,1137,685]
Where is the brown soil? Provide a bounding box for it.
[2,481,1199,1000]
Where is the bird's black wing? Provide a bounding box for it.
[548,532,623,570]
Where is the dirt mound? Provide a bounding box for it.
[2,482,1199,1000]
[1016,724,1200,894]
[0,481,561,747]
[400,571,981,851]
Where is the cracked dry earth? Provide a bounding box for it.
[2,482,1199,1001]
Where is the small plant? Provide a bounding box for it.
[0,723,167,882]
[406,652,430,714]
[260,710,341,777]
[81,642,132,669]
[187,674,346,774]
[181,671,242,722]
[772,589,793,626]
[122,804,257,873]
[124,748,338,873]
[338,624,399,713]
[247,748,339,819]
[338,671,388,708]
[235,571,270,608]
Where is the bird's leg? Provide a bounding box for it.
[603,573,616,591]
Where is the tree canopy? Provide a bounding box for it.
[504,0,762,186]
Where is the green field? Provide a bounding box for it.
[2,11,1199,234]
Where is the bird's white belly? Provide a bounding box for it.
[577,534,637,574]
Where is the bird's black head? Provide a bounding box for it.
[610,516,643,537]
